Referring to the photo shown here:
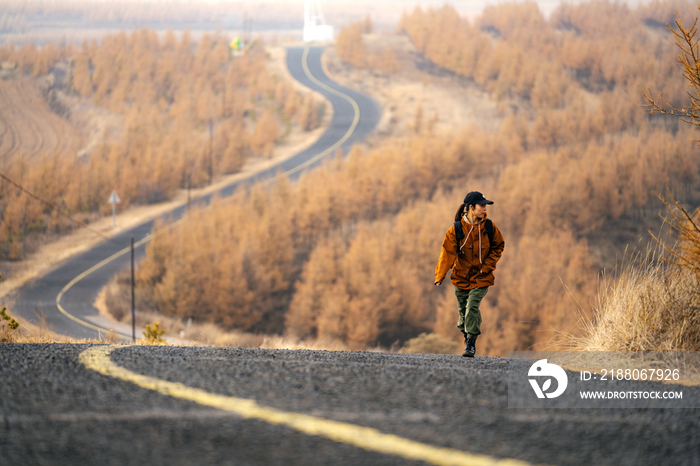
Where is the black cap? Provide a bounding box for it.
[463,191,494,206]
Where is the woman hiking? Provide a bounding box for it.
[434,191,505,357]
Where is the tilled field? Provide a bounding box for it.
[1,343,699,465]
[0,79,83,162]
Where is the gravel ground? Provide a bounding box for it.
[1,344,699,465]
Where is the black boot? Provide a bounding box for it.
[462,338,476,358]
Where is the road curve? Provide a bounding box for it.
[2,344,699,465]
[10,46,381,340]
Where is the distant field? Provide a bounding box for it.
[0,79,83,164]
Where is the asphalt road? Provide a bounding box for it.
[1,344,699,465]
[9,46,380,341]
[5,47,699,466]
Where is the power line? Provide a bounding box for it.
[0,171,127,246]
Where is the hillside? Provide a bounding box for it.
[2,0,699,356]
[97,0,700,357]
[0,79,84,162]
[0,30,329,263]
[322,19,674,271]
[0,37,333,324]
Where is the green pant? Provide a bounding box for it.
[454,286,489,340]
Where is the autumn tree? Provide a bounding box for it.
[250,110,281,157]
[336,20,368,68]
[298,95,320,131]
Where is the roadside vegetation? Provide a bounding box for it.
[1,306,20,342]
[578,255,700,351]
[578,9,700,352]
[102,0,700,356]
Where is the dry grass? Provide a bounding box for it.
[109,308,352,351]
[574,255,700,352]
[400,333,461,355]
[0,314,114,344]
[96,266,356,351]
[258,335,351,352]
[1,302,169,345]
[549,251,700,385]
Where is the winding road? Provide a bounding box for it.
[3,46,700,466]
[10,46,380,341]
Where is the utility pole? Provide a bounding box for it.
[187,173,192,210]
[131,235,135,343]
[208,118,214,185]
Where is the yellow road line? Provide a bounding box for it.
[259,45,361,185]
[80,345,533,466]
[56,235,152,339]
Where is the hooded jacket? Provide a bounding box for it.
[434,214,505,289]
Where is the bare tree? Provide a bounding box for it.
[642,10,700,273]
[641,12,700,129]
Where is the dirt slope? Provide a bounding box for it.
[0,79,84,162]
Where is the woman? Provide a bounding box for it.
[434,191,505,357]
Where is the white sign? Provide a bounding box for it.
[109,191,121,229]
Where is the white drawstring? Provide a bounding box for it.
[460,223,474,255]
[478,223,482,264]
[459,219,484,265]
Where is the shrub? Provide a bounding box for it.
[1,306,20,342]
[142,321,167,344]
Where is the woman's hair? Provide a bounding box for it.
[454,203,477,221]
[454,203,467,221]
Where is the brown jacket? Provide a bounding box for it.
[434,215,505,289]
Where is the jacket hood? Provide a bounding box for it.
[463,212,489,225]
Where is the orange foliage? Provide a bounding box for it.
[133,96,699,353]
[250,110,281,158]
[398,1,691,107]
[485,230,597,352]
[0,30,304,259]
[337,15,399,75]
[289,202,446,348]
[298,95,320,131]
[30,1,700,355]
[336,20,369,68]
[134,134,496,338]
